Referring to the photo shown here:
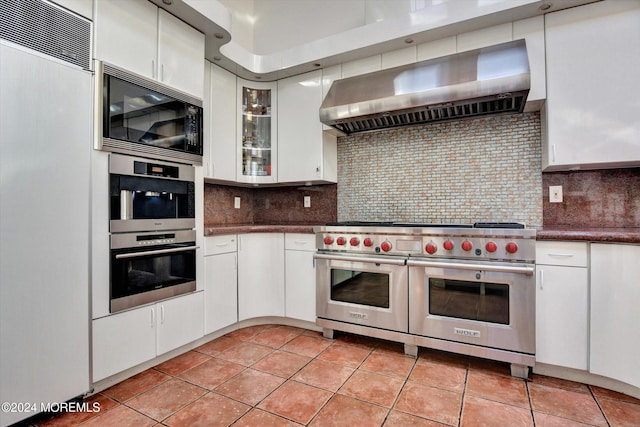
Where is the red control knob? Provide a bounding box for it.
[350,237,360,246]
[426,242,437,254]
[486,241,498,253]
[363,238,374,247]
[506,242,518,254]
[380,241,392,252]
[461,241,473,251]
[443,240,454,251]
[323,236,334,245]
[336,237,347,246]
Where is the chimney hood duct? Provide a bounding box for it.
[319,39,530,134]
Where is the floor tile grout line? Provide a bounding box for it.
[525,379,536,426]
[456,361,471,427]
[587,384,612,427]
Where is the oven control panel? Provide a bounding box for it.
[315,226,535,262]
[317,232,422,256]
[418,236,534,262]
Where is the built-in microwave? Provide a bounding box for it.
[95,60,203,165]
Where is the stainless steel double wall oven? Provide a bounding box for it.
[315,222,536,377]
[108,154,197,313]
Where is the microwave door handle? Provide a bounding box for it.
[115,245,200,259]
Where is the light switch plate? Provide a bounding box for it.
[549,186,563,203]
[303,196,311,208]
[234,196,241,209]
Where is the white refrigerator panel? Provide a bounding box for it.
[0,42,91,426]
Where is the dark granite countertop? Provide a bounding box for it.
[204,224,320,236]
[204,224,640,244]
[537,227,640,244]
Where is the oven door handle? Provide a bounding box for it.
[313,252,406,266]
[407,259,534,275]
[115,245,200,259]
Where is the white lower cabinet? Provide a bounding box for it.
[590,243,640,388]
[535,241,588,370]
[93,291,204,381]
[238,233,285,320]
[204,235,238,334]
[285,233,317,322]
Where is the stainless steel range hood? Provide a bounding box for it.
[320,40,530,134]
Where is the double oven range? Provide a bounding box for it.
[314,222,536,377]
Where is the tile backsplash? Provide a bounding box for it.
[542,168,640,228]
[204,183,337,225]
[337,112,543,227]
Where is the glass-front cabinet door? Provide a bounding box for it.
[237,79,277,183]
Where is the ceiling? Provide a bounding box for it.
[150,0,600,81]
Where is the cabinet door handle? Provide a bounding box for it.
[152,59,156,79]
[161,63,165,81]
[215,242,229,247]
[150,307,155,328]
[539,269,544,290]
[548,253,575,257]
[552,144,556,163]
[160,305,165,324]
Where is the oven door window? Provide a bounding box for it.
[330,269,390,309]
[111,244,196,300]
[429,278,509,324]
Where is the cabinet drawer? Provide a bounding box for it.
[536,241,588,267]
[285,233,316,251]
[204,234,237,256]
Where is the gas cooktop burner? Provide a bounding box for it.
[326,221,525,229]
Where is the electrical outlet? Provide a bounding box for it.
[549,185,563,203]
[303,196,311,208]
[234,196,241,209]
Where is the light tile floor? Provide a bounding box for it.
[34,324,640,426]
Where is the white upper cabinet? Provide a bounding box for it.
[278,70,337,184]
[94,0,204,98]
[542,0,640,171]
[94,0,157,77]
[237,79,278,184]
[157,9,205,98]
[205,63,237,181]
[514,16,545,108]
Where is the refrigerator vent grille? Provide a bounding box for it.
[0,0,91,70]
